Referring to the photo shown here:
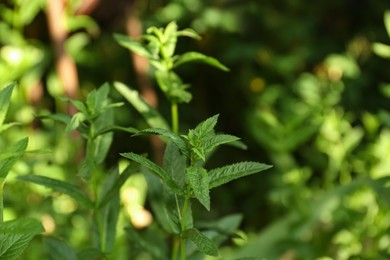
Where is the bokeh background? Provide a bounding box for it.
[1,0,390,259]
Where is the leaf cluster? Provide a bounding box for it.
[121,114,271,256]
[114,21,229,104]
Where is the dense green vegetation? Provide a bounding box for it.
[1,0,390,259]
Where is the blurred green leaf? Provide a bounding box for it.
[114,82,170,130]
[0,137,28,179]
[113,34,151,58]
[0,83,15,129]
[43,237,77,260]
[384,10,390,37]
[125,225,169,260]
[18,175,94,208]
[372,42,390,59]
[173,52,230,71]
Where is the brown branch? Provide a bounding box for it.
[126,8,164,165]
[46,0,79,115]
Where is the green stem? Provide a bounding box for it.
[171,102,179,134]
[180,197,190,260]
[171,237,179,260]
[0,180,4,223]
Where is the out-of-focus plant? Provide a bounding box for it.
[0,83,44,259]
[18,84,137,258]
[372,10,390,59]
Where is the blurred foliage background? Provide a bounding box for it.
[1,0,390,259]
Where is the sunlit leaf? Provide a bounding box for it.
[176,28,201,40]
[173,52,229,71]
[0,83,15,129]
[114,82,170,130]
[209,162,272,189]
[385,10,390,37]
[0,137,28,179]
[113,34,151,58]
[162,21,178,58]
[372,42,390,59]
[18,175,94,208]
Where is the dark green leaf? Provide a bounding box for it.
[43,237,77,260]
[183,228,219,257]
[209,162,272,189]
[173,52,229,71]
[186,166,210,211]
[163,141,187,188]
[0,218,44,260]
[98,164,136,209]
[120,152,182,195]
[18,175,94,208]
[97,169,120,254]
[125,226,169,260]
[135,128,189,157]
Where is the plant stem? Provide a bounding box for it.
[171,102,179,134]
[180,197,190,260]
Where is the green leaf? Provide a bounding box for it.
[162,21,178,58]
[120,152,182,195]
[18,175,94,208]
[114,82,170,130]
[176,28,201,40]
[98,164,136,209]
[163,141,187,188]
[86,83,110,116]
[0,218,44,260]
[203,134,241,154]
[209,162,272,189]
[125,226,169,260]
[186,166,210,211]
[183,228,219,257]
[135,128,189,157]
[43,237,77,260]
[0,137,28,179]
[96,168,121,253]
[173,52,229,71]
[385,10,390,37]
[113,34,152,58]
[372,42,390,59]
[65,112,86,132]
[143,169,180,233]
[0,83,15,129]
[191,114,219,139]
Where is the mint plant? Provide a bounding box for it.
[18,84,136,258]
[114,22,272,259]
[0,83,44,259]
